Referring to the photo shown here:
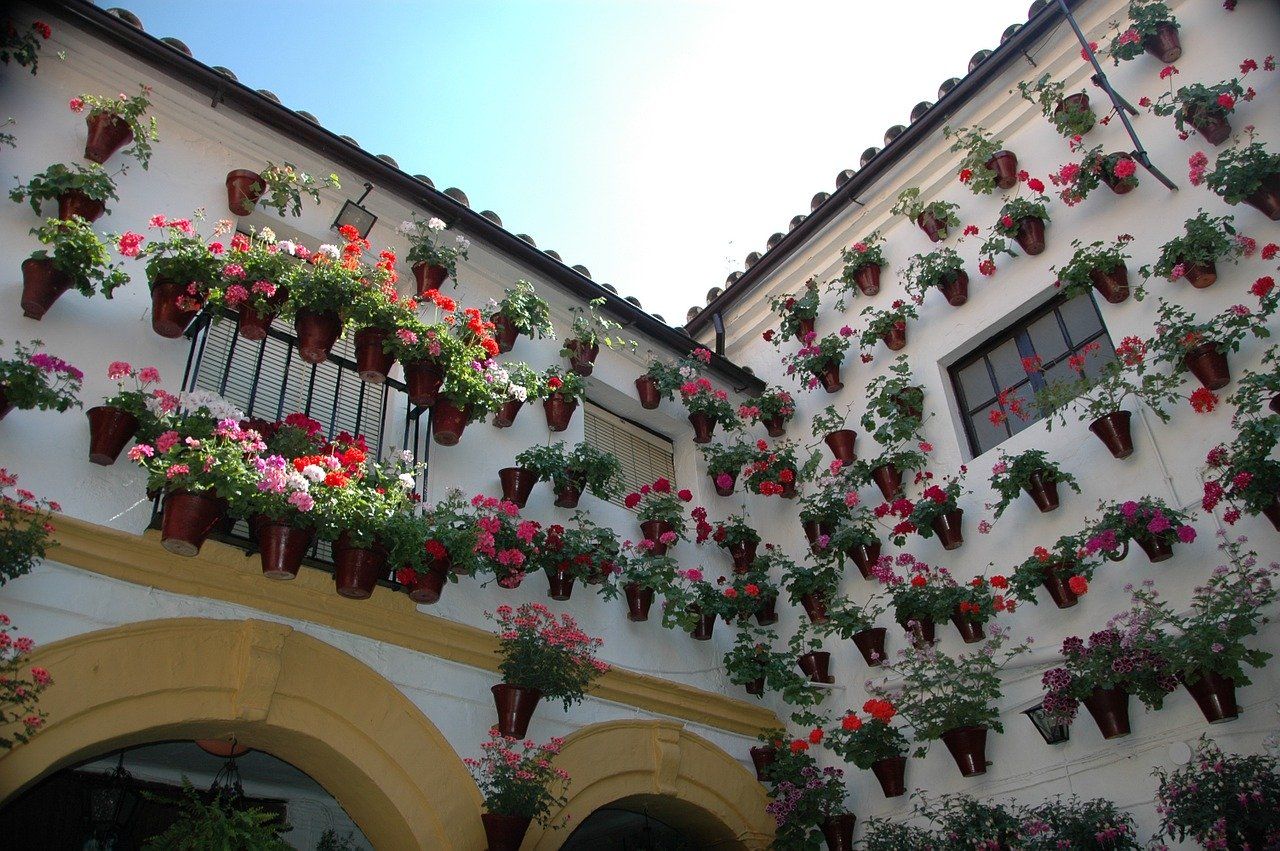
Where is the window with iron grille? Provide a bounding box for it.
[950,292,1117,457]
[583,401,675,508]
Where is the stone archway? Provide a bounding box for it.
[0,617,484,849]
[524,719,775,850]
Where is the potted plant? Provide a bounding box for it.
[10,162,120,222]
[1017,73,1098,138]
[781,330,853,393]
[678,363,739,440]
[944,125,1017,195]
[391,489,479,604]
[873,555,962,647]
[868,626,1029,777]
[1080,496,1197,564]
[1202,418,1280,530]
[860,357,926,445]
[0,18,53,75]
[468,730,571,851]
[739,386,795,437]
[706,511,761,572]
[485,279,553,353]
[538,513,620,599]
[1040,622,1176,740]
[900,470,969,551]
[225,161,340,217]
[855,444,929,502]
[399,213,470,293]
[560,296,634,375]
[822,699,910,798]
[912,794,1022,851]
[199,228,295,340]
[766,279,822,344]
[139,778,290,849]
[120,213,222,338]
[891,188,960,242]
[781,550,842,625]
[1052,235,1133,303]
[1051,143,1139,205]
[0,611,53,749]
[798,466,857,551]
[487,602,607,737]
[556,442,621,507]
[489,362,538,428]
[622,477,693,555]
[0,340,82,420]
[1152,737,1280,850]
[507,443,561,508]
[86,361,161,465]
[635,357,682,409]
[812,404,857,464]
[817,590,890,666]
[903,248,968,307]
[986,449,1080,517]
[1229,342,1280,419]
[0,471,60,586]
[765,764,850,851]
[70,84,158,168]
[345,272,410,386]
[661,570,738,640]
[1150,294,1277,391]
[987,190,1052,258]
[1106,0,1181,64]
[1139,211,1241,289]
[1007,536,1099,609]
[857,299,917,353]
[1199,136,1280,219]
[1018,796,1143,850]
[723,626,798,697]
[1150,77,1246,146]
[601,547,678,622]
[468,495,542,588]
[717,565,780,626]
[833,232,888,303]
[700,436,755,496]
[539,366,587,433]
[828,505,882,579]
[20,216,130,320]
[741,438,801,498]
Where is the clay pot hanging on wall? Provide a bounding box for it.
[916,210,949,242]
[854,264,881,296]
[847,541,881,580]
[255,520,314,580]
[749,745,776,781]
[800,592,829,624]
[411,262,448,296]
[883,321,908,351]
[225,169,264,216]
[403,560,450,604]
[1181,671,1239,724]
[940,271,969,307]
[491,683,542,738]
[332,534,388,599]
[19,258,71,320]
[86,405,140,465]
[160,490,225,557]
[1088,411,1134,458]
[1023,470,1061,512]
[491,313,519,353]
[57,190,106,223]
[640,519,674,555]
[688,411,717,443]
[150,279,203,339]
[403,361,444,406]
[481,813,531,851]
[852,627,887,667]
[821,813,856,851]
[431,400,472,446]
[352,327,396,384]
[824,429,856,464]
[493,398,524,428]
[1242,172,1280,220]
[1142,22,1181,63]
[293,309,342,364]
[544,394,578,432]
[871,463,903,500]
[635,374,661,409]
[625,582,654,621]
[498,467,538,508]
[1082,685,1132,739]
[1184,343,1230,390]
[1040,563,1080,609]
[985,150,1019,190]
[796,651,834,684]
[83,113,133,164]
[1014,217,1046,255]
[564,339,599,376]
[899,615,936,648]
[1179,260,1217,289]
[941,726,989,776]
[871,756,907,798]
[930,509,964,550]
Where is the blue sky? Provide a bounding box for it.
[122,0,1032,322]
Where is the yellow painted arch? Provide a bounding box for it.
[524,719,775,850]
[0,617,485,850]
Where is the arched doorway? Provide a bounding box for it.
[522,720,775,850]
[0,617,485,849]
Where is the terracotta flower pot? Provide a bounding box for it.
[941,726,989,776]
[1102,159,1138,195]
[985,150,1019,190]
[403,361,444,407]
[822,813,856,851]
[710,469,737,497]
[847,541,881,580]
[754,594,779,626]
[930,509,964,550]
[749,745,777,781]
[871,463,902,500]
[916,210,949,242]
[150,279,203,338]
[1185,343,1230,391]
[1088,411,1134,459]
[1143,22,1181,63]
[493,398,524,428]
[499,466,538,508]
[940,271,969,307]
[20,257,72,320]
[871,755,907,798]
[1054,92,1092,123]
[951,609,985,643]
[432,399,472,446]
[254,520,314,580]
[1014,217,1046,255]
[1088,264,1130,304]
[1181,671,1239,724]
[762,415,787,437]
[1040,563,1080,609]
[1189,109,1232,146]
[824,429,856,464]
[545,563,576,601]
[86,405,139,465]
[745,676,765,696]
[780,477,797,499]
[641,519,674,555]
[491,683,541,738]
[817,361,844,393]
[236,306,277,341]
[491,312,519,353]
[625,582,654,621]
[403,560,450,604]
[565,339,599,376]
[797,317,815,339]
[635,374,661,409]
[1134,532,1173,563]
[543,394,578,432]
[1024,470,1061,512]
[1083,686,1131,739]
[0,387,11,421]
[853,627,887,667]
[554,481,583,509]
[160,490,224,557]
[411,262,448,297]
[797,650,834,684]
[294,308,342,364]
[728,539,758,573]
[57,189,106,223]
[899,615,936,648]
[332,534,388,599]
[690,609,717,641]
[225,169,263,216]
[1180,260,1217,289]
[800,592,829,624]
[481,812,531,851]
[1262,494,1280,532]
[802,519,832,552]
[883,321,908,351]
[352,327,395,384]
[854,264,881,296]
[1242,172,1280,220]
[83,113,133,164]
[688,411,717,443]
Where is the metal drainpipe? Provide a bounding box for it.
[711,311,726,357]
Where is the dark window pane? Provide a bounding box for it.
[958,360,996,410]
[989,338,1026,391]
[971,402,1010,454]
[1059,293,1105,345]
[1027,311,1069,363]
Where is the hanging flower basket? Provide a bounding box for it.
[545,563,576,601]
[951,608,985,643]
[899,615,936,648]
[816,361,844,393]
[854,264,881,296]
[402,559,450,604]
[86,405,139,466]
[940,270,970,307]
[640,519,674,555]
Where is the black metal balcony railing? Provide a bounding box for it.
[147,307,433,574]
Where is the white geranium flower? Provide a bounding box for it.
[455,236,471,249]
[317,244,340,259]
[398,449,415,464]
[427,217,446,232]
[509,385,528,403]
[259,227,277,244]
[397,473,416,490]
[301,465,326,483]
[397,220,415,235]
[285,472,310,492]
[277,239,297,256]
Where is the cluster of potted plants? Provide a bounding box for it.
[510,440,621,508]
[0,339,82,421]
[762,751,852,851]
[872,554,1006,646]
[1152,737,1280,850]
